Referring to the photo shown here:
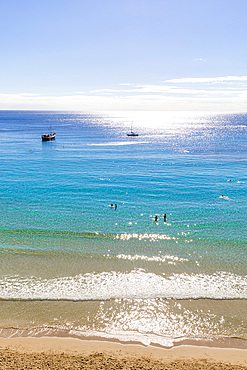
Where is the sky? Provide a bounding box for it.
[1,0,247,111]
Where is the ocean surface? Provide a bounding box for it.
[0,110,246,347]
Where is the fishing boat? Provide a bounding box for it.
[42,127,56,141]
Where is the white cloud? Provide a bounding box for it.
[1,75,247,111]
[90,88,124,93]
[193,58,206,63]
[166,75,247,84]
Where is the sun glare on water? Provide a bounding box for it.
[103,111,213,133]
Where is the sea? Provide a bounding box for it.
[0,110,246,348]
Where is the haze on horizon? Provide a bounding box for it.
[1,0,247,112]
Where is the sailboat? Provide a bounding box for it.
[42,126,56,141]
[127,122,139,137]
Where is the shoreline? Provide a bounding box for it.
[0,337,247,369]
[1,327,247,349]
[1,326,247,348]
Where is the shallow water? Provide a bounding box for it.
[0,110,246,347]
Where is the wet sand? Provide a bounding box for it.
[0,337,247,369]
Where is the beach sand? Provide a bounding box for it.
[0,337,247,369]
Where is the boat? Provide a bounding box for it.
[127,123,139,137]
[127,131,139,137]
[42,127,56,141]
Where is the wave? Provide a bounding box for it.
[85,141,146,146]
[0,229,182,256]
[1,270,246,301]
[0,228,177,242]
[0,228,109,239]
[116,253,188,263]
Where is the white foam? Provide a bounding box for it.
[0,270,246,300]
[115,233,176,242]
[116,254,188,263]
[69,329,174,347]
[219,195,230,200]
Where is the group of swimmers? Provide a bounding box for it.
[155,214,166,222]
[110,203,167,222]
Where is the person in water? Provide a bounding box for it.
[164,213,167,222]
[115,204,117,210]
[155,215,158,222]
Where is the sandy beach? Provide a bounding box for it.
[0,337,247,369]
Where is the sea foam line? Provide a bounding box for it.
[115,233,177,241]
[0,270,246,300]
[116,254,188,263]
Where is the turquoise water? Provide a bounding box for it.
[0,111,246,346]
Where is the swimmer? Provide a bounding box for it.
[164,213,167,222]
[155,215,158,222]
[110,203,114,207]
